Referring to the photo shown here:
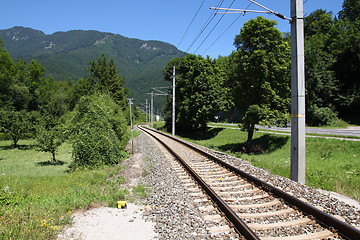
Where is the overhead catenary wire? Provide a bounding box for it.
[192,0,236,55]
[184,0,225,54]
[200,2,253,56]
[177,0,206,49]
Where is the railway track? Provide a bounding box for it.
[138,126,360,240]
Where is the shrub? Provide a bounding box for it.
[69,94,128,169]
[307,105,338,126]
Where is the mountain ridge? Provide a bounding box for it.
[0,26,184,109]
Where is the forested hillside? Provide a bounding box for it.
[0,26,185,109]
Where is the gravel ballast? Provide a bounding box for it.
[60,129,360,239]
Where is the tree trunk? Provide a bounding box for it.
[52,151,56,164]
[12,134,19,148]
[246,124,255,148]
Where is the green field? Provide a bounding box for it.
[171,126,360,202]
[0,139,129,239]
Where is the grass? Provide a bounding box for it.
[132,184,148,199]
[0,139,130,239]
[176,127,360,202]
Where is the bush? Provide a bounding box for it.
[307,105,338,126]
[69,94,128,169]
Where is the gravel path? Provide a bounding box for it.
[59,129,360,239]
[58,204,156,240]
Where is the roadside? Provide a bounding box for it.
[208,123,360,141]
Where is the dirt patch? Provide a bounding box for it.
[118,152,146,189]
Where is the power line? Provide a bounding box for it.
[193,0,236,54]
[177,0,206,49]
[200,2,253,55]
[184,0,225,54]
[201,14,241,55]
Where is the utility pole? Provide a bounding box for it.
[211,0,306,184]
[127,98,134,154]
[172,66,176,136]
[290,0,306,184]
[151,91,154,128]
[145,99,148,126]
[148,87,170,129]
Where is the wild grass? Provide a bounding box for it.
[132,184,148,199]
[0,139,129,239]
[178,128,360,202]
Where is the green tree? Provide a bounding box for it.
[25,60,46,111]
[163,55,232,133]
[35,78,71,164]
[36,115,67,164]
[37,77,71,117]
[304,10,339,125]
[339,0,360,22]
[0,39,16,109]
[230,16,291,148]
[332,0,360,123]
[86,54,127,108]
[69,94,128,169]
[0,110,38,147]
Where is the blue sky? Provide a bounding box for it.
[1,0,343,58]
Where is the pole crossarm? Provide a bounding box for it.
[210,0,291,22]
[211,7,270,14]
[152,87,171,95]
[249,0,291,21]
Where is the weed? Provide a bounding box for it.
[133,184,148,199]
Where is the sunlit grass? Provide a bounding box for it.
[0,139,129,239]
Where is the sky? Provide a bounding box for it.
[1,0,344,58]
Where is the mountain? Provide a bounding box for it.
[0,26,185,110]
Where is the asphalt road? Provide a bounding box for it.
[210,123,360,138]
[258,126,360,137]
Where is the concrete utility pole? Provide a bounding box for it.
[127,98,134,154]
[145,99,148,126]
[290,0,306,184]
[172,66,176,136]
[148,87,169,128]
[151,91,154,128]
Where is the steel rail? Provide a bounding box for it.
[139,126,260,239]
[141,126,360,240]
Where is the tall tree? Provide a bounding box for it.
[230,16,291,147]
[25,60,46,111]
[339,0,360,22]
[0,39,15,109]
[333,0,360,123]
[87,54,127,108]
[304,10,339,125]
[163,55,232,133]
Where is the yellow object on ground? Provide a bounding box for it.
[117,201,127,209]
